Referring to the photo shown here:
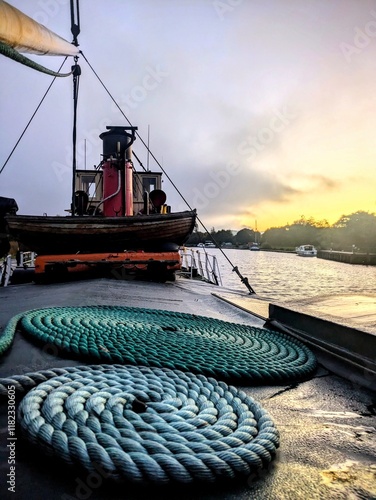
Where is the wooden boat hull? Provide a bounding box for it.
[5,210,196,255]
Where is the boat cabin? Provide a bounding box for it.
[74,169,163,215]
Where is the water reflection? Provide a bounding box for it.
[209,249,376,301]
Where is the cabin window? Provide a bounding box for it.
[81,175,97,198]
[132,172,162,213]
[142,177,157,193]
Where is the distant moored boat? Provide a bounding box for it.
[296,244,317,257]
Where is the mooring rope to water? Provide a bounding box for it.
[14,364,279,483]
[0,305,317,384]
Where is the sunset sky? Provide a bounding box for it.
[1,0,376,231]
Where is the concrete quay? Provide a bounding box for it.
[318,250,376,265]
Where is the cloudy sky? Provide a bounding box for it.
[1,0,376,231]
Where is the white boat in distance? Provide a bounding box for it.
[249,242,260,251]
[296,244,317,257]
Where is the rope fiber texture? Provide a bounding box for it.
[0,305,317,384]
[16,364,279,483]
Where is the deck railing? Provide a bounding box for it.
[178,248,222,286]
[1,249,224,287]
[0,251,36,287]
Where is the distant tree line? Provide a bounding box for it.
[186,211,376,252]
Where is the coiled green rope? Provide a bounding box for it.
[0,305,317,384]
[16,364,279,483]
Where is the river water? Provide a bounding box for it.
[206,248,376,302]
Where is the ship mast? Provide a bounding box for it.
[70,0,81,216]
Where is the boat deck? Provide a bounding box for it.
[0,277,375,499]
[215,290,376,334]
[271,293,376,334]
[214,291,376,391]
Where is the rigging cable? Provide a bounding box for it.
[132,150,147,172]
[71,58,81,215]
[80,51,256,294]
[0,57,68,176]
[70,0,81,215]
[70,0,80,47]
